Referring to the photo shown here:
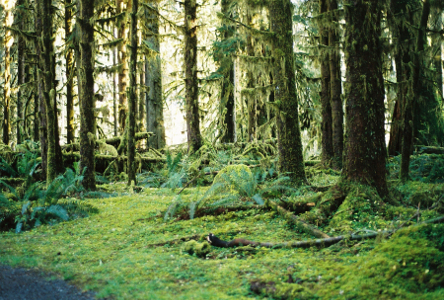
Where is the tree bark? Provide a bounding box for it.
[145,2,166,149]
[431,6,442,99]
[16,0,26,145]
[117,0,128,134]
[269,0,307,184]
[127,0,138,185]
[33,65,39,143]
[328,0,343,170]
[2,2,13,145]
[344,0,388,196]
[41,0,64,182]
[65,0,75,144]
[77,0,96,190]
[34,0,48,179]
[220,0,236,143]
[400,0,430,182]
[388,0,414,156]
[184,0,202,152]
[319,0,333,166]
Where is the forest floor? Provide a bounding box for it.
[1,177,444,299]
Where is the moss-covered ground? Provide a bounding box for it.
[1,180,444,299]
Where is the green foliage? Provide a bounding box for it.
[388,154,444,183]
[0,163,97,233]
[164,164,297,220]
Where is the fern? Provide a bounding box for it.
[58,198,99,214]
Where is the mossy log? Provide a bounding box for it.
[63,132,154,152]
[415,146,444,155]
[63,152,164,173]
[267,200,330,238]
[206,215,444,249]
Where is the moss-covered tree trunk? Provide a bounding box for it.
[16,0,25,145]
[127,0,138,185]
[33,65,39,142]
[319,0,333,166]
[431,6,442,99]
[41,0,64,182]
[34,2,48,178]
[184,0,202,152]
[2,1,13,145]
[220,0,236,143]
[77,0,96,190]
[145,2,166,149]
[117,0,128,134]
[269,0,306,184]
[388,0,414,157]
[245,17,257,143]
[328,0,343,170]
[400,0,430,181]
[65,0,75,144]
[343,0,387,196]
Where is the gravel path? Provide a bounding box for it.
[0,265,97,300]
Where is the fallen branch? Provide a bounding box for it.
[267,200,330,238]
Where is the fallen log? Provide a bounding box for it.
[63,132,154,152]
[415,146,444,155]
[206,215,444,249]
[63,152,165,173]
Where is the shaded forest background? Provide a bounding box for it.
[0,0,443,226]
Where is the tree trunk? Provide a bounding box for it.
[117,0,128,134]
[33,65,39,142]
[220,0,236,143]
[41,0,64,182]
[77,0,96,190]
[35,11,48,179]
[127,0,138,185]
[431,6,442,99]
[16,0,25,145]
[343,0,387,196]
[138,66,144,132]
[184,0,202,152]
[246,20,257,143]
[2,2,13,145]
[388,0,414,156]
[269,0,306,184]
[145,2,166,149]
[400,0,430,181]
[319,0,333,166]
[328,0,343,170]
[113,41,118,137]
[66,0,75,144]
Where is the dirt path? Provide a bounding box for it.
[0,265,97,300]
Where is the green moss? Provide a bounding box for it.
[182,240,211,258]
[1,187,443,299]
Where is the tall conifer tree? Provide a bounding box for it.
[269,0,307,184]
[77,0,96,190]
[343,0,387,196]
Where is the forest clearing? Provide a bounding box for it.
[1,0,444,299]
